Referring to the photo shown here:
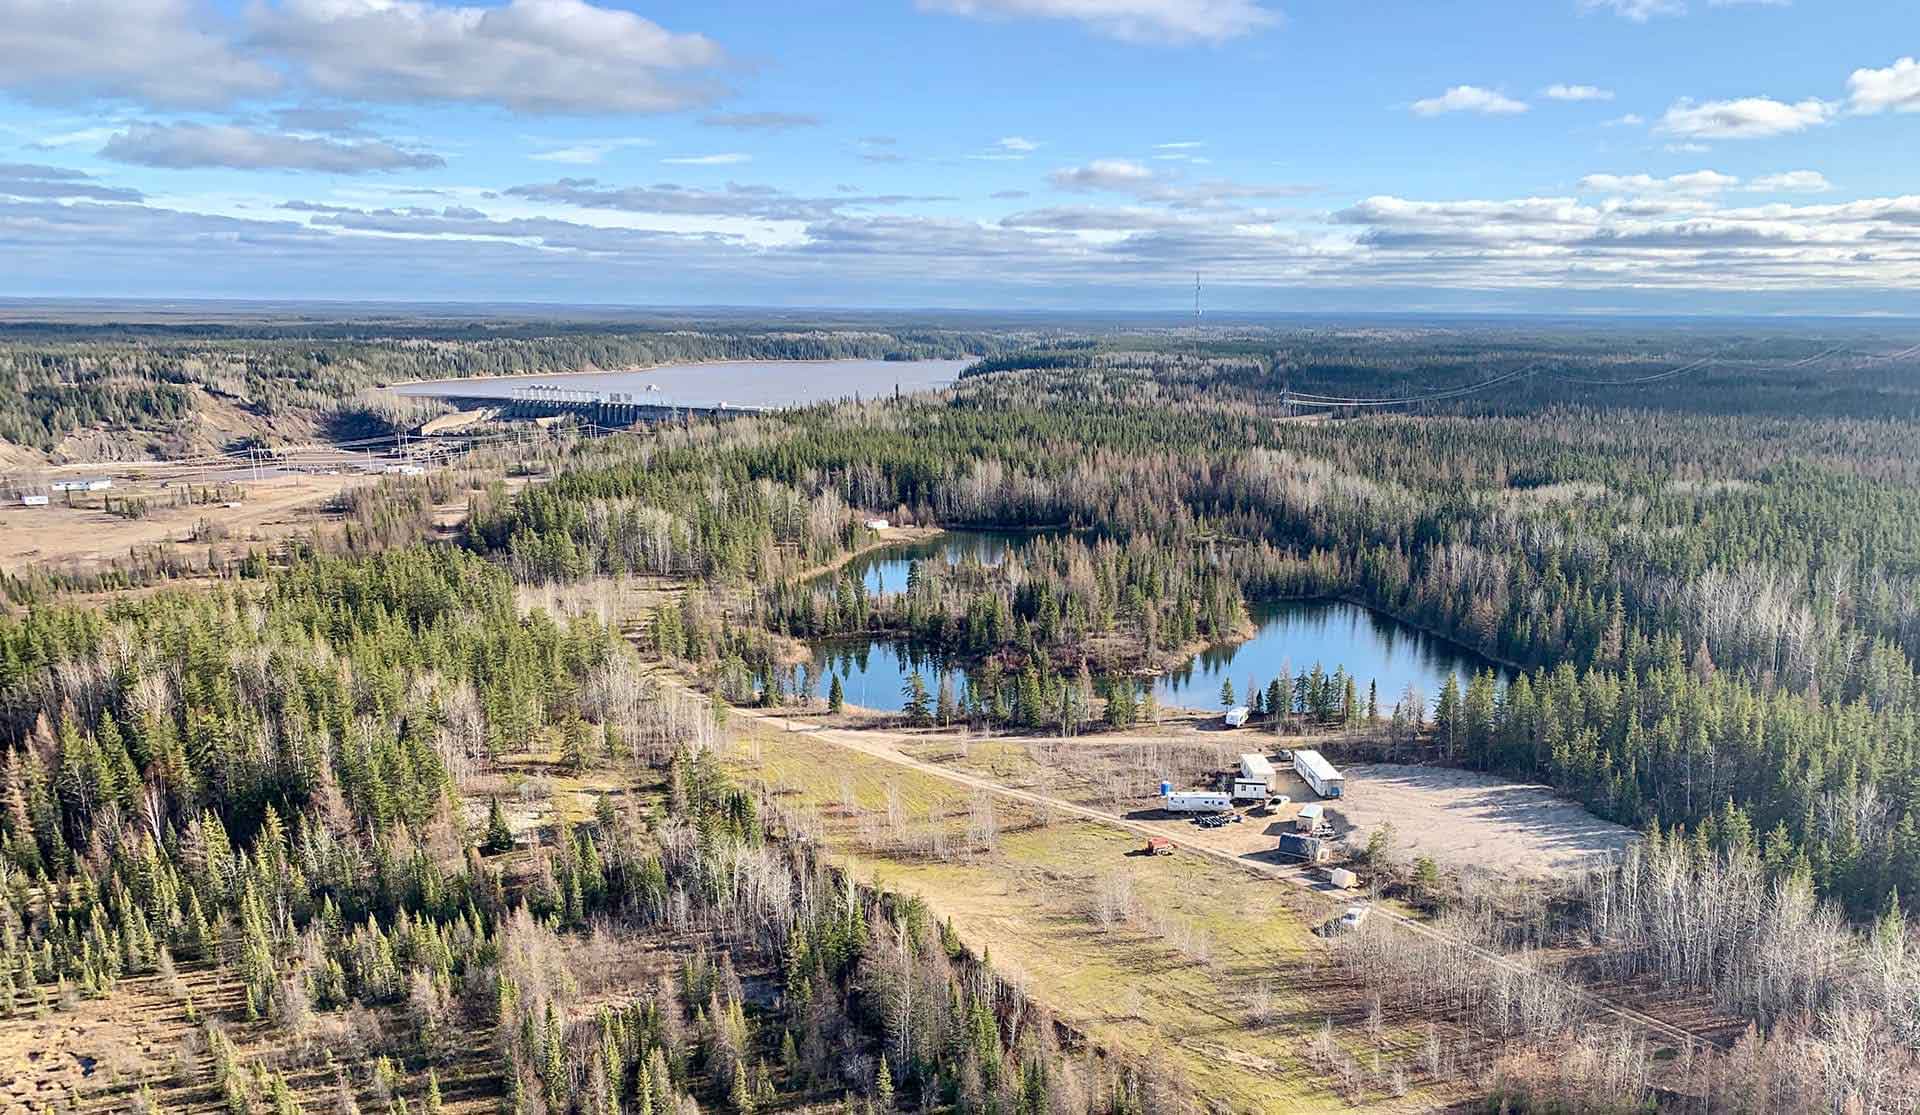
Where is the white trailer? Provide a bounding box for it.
[1238,753,1275,787]
[1223,705,1251,728]
[1328,868,1359,890]
[1293,749,1345,798]
[1158,782,1232,813]
[1295,803,1325,831]
[1230,778,1269,802]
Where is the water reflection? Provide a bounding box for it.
[802,531,1508,715]
[1153,598,1509,711]
[828,530,1028,596]
[810,636,972,711]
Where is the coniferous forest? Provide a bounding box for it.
[6,315,1920,1113]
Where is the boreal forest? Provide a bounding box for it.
[5,315,1920,1113]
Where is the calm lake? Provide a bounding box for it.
[802,532,1508,714]
[392,357,972,410]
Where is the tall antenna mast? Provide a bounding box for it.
[1192,272,1201,367]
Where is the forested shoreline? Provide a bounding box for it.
[0,324,1001,457]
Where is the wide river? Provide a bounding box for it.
[391,357,973,410]
[804,532,1510,714]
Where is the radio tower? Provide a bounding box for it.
[1192,272,1201,367]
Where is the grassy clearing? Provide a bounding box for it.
[730,722,1438,1113]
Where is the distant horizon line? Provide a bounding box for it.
[2,296,1919,327]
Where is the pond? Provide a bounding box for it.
[1150,597,1511,712]
[800,532,1509,715]
[391,357,972,410]
[825,529,1035,596]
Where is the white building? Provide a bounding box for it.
[1293,749,1346,798]
[19,494,48,507]
[50,478,112,492]
[1238,753,1276,787]
[864,518,890,530]
[1158,780,1231,813]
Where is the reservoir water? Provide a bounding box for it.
[392,357,972,410]
[802,532,1508,715]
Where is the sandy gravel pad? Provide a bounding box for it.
[1318,763,1637,877]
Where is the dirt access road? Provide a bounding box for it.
[735,707,1707,1055]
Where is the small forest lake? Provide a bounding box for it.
[392,357,973,410]
[803,532,1511,715]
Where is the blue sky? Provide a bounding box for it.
[1,0,1917,312]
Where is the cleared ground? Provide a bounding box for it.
[1109,762,1636,880]
[730,718,1443,1114]
[851,723,1639,880]
[0,473,365,571]
[1315,763,1637,877]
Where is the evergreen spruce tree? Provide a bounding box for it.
[484,797,514,855]
[874,1058,894,1112]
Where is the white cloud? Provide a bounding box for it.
[1582,0,1788,17]
[918,0,1278,44]
[995,136,1040,152]
[699,112,822,131]
[1665,142,1710,153]
[662,153,751,165]
[1604,114,1646,127]
[1410,86,1528,117]
[1050,159,1156,191]
[1579,0,1685,21]
[1748,170,1832,193]
[100,122,444,173]
[0,0,279,108]
[1657,96,1834,139]
[1847,58,1920,115]
[251,0,727,114]
[1544,84,1614,102]
[1156,141,1205,149]
[1580,170,1739,196]
[528,137,652,165]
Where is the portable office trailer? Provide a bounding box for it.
[1293,749,1346,798]
[1230,778,1270,802]
[1295,803,1326,831]
[1164,791,1233,813]
[1158,781,1232,813]
[19,494,47,507]
[1238,753,1276,786]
